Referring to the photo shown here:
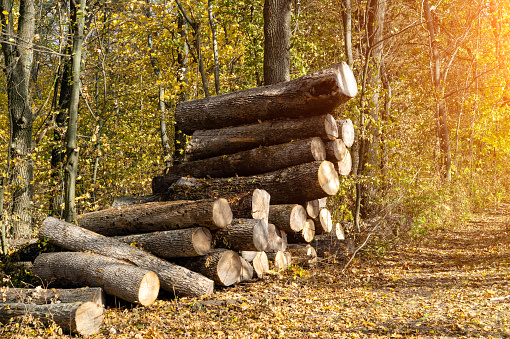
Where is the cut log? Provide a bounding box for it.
[334,222,345,240]
[237,256,254,282]
[226,189,270,224]
[314,208,333,235]
[173,249,241,287]
[305,200,320,218]
[325,139,348,162]
[0,301,103,336]
[185,114,338,161]
[336,148,352,176]
[0,287,105,306]
[337,118,355,147]
[33,252,159,306]
[251,252,269,277]
[214,218,269,252]
[287,219,315,243]
[167,161,340,205]
[287,244,317,267]
[162,137,326,181]
[268,204,307,233]
[39,217,214,297]
[240,251,258,262]
[111,195,163,208]
[265,223,287,252]
[176,62,357,134]
[115,227,212,258]
[266,251,289,270]
[77,198,232,236]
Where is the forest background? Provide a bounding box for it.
[0,0,508,249]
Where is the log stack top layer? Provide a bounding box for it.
[176,62,357,134]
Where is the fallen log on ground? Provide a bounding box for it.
[77,199,232,236]
[176,62,357,134]
[337,118,355,148]
[160,137,326,181]
[39,217,214,297]
[268,204,307,233]
[287,244,318,267]
[167,161,340,205]
[240,251,269,277]
[33,252,159,306]
[115,227,212,258]
[0,301,103,336]
[173,249,241,287]
[185,114,338,161]
[214,218,269,252]
[286,219,315,243]
[314,208,333,235]
[0,287,105,306]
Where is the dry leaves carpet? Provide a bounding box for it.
[3,203,510,338]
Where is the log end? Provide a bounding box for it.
[337,118,355,148]
[335,62,358,98]
[325,114,339,140]
[289,205,307,232]
[253,219,270,251]
[303,219,316,243]
[192,227,213,255]
[213,198,233,229]
[305,200,320,219]
[251,189,271,223]
[138,271,160,306]
[327,139,347,162]
[252,251,269,277]
[217,250,242,286]
[74,301,104,336]
[337,149,352,176]
[334,223,345,240]
[311,137,326,161]
[318,161,340,195]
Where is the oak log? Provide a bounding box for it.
[76,199,232,236]
[115,227,212,258]
[111,195,163,208]
[305,197,327,218]
[266,251,290,270]
[238,256,254,282]
[325,139,348,162]
[176,62,357,134]
[0,287,105,306]
[268,204,307,233]
[162,137,326,180]
[167,161,340,205]
[0,301,103,336]
[33,252,159,306]
[185,114,338,161]
[38,217,214,297]
[336,148,352,176]
[265,223,287,252]
[241,251,269,277]
[314,208,333,235]
[337,118,355,147]
[286,219,315,243]
[214,218,269,252]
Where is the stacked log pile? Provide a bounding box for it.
[12,62,356,333]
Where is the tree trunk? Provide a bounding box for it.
[214,218,269,252]
[1,287,105,306]
[314,208,333,235]
[33,252,159,306]
[241,251,269,278]
[336,118,355,148]
[208,0,221,95]
[174,249,241,287]
[166,161,340,205]
[238,256,254,282]
[268,204,307,233]
[0,301,103,336]
[325,139,348,162]
[287,244,317,267]
[0,0,35,238]
[176,62,357,134]
[38,217,214,297]
[263,0,291,85]
[76,199,232,236]
[64,0,86,223]
[165,137,326,180]
[341,0,353,67]
[185,114,338,161]
[115,227,212,258]
[286,219,315,243]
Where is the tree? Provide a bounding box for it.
[263,0,291,85]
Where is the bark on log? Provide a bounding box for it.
[287,244,317,267]
[0,287,105,306]
[167,161,340,205]
[111,195,163,208]
[214,218,269,251]
[228,189,271,224]
[115,227,212,258]
[0,301,103,336]
[38,217,214,297]
[268,204,307,233]
[176,62,357,134]
[325,139,348,162]
[336,148,352,176]
[314,208,333,235]
[162,137,326,181]
[77,199,232,236]
[185,114,338,161]
[266,251,290,270]
[173,249,241,287]
[286,219,315,243]
[33,252,159,306]
[265,223,287,252]
[337,118,355,147]
[237,256,254,282]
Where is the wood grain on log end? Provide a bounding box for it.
[336,149,352,176]
[238,256,254,282]
[337,118,355,148]
[303,219,316,243]
[325,139,347,162]
[315,208,333,235]
[318,161,340,195]
[324,114,339,140]
[251,189,270,223]
[213,198,234,229]
[335,62,358,98]
[74,301,104,335]
[138,271,160,306]
[252,252,269,277]
[310,137,326,161]
[306,200,320,218]
[193,227,213,255]
[216,250,242,286]
[334,223,345,240]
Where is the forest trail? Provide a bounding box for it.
[39,203,510,339]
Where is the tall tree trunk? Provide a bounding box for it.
[64,0,86,222]
[208,0,221,95]
[263,0,291,85]
[341,0,353,67]
[0,0,36,238]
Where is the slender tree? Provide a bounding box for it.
[263,0,291,85]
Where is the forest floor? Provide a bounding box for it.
[3,203,510,338]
